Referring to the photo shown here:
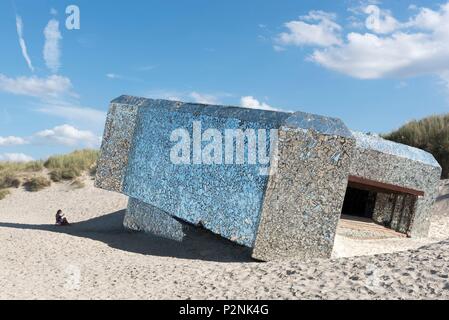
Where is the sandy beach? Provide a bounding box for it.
[0,178,449,300]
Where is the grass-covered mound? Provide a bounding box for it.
[0,161,44,190]
[0,189,10,200]
[0,149,99,200]
[23,177,51,192]
[45,149,99,182]
[384,114,449,178]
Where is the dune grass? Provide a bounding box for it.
[47,149,98,182]
[384,114,449,178]
[23,177,51,192]
[45,149,99,177]
[0,172,21,189]
[49,168,82,182]
[0,149,99,198]
[0,189,10,200]
[0,160,44,190]
[0,160,44,173]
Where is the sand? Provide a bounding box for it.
[0,177,449,300]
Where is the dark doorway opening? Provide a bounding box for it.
[341,186,377,218]
[339,176,423,237]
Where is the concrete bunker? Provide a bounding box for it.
[95,96,442,261]
[341,175,423,235]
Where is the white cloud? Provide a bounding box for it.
[145,89,183,101]
[34,124,100,148]
[15,16,34,72]
[408,6,446,30]
[311,31,439,79]
[0,153,34,163]
[0,136,28,146]
[1,125,101,150]
[36,100,106,127]
[43,19,62,73]
[106,73,142,82]
[145,89,226,104]
[279,2,449,91]
[240,96,278,111]
[273,45,286,52]
[0,73,104,131]
[0,74,73,98]
[364,5,400,34]
[106,73,120,79]
[276,11,342,48]
[189,92,219,105]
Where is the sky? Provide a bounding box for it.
[1,0,449,161]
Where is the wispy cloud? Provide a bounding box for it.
[145,89,226,104]
[276,11,342,48]
[189,92,220,105]
[106,73,121,79]
[36,100,106,128]
[0,125,100,149]
[15,15,34,72]
[145,89,184,101]
[138,65,157,72]
[34,124,101,148]
[0,74,73,98]
[43,19,62,73]
[0,153,34,162]
[0,136,28,147]
[0,73,105,130]
[106,73,143,82]
[277,2,449,94]
[240,96,278,111]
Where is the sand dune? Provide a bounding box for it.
[0,178,448,299]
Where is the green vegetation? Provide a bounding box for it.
[0,172,21,189]
[45,149,99,182]
[23,177,52,192]
[0,149,99,199]
[0,160,44,190]
[0,160,44,173]
[0,189,10,200]
[49,168,81,182]
[384,114,449,178]
[44,149,99,173]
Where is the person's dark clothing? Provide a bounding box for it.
[56,212,69,226]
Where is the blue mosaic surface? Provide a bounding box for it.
[125,197,190,241]
[115,97,353,247]
[352,131,441,168]
[95,95,442,258]
[122,103,284,247]
[284,111,352,138]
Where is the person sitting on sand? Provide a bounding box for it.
[55,210,70,226]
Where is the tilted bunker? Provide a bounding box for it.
[95,95,442,261]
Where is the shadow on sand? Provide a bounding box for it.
[437,193,449,202]
[0,210,253,263]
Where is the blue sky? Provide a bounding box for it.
[1,0,449,161]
